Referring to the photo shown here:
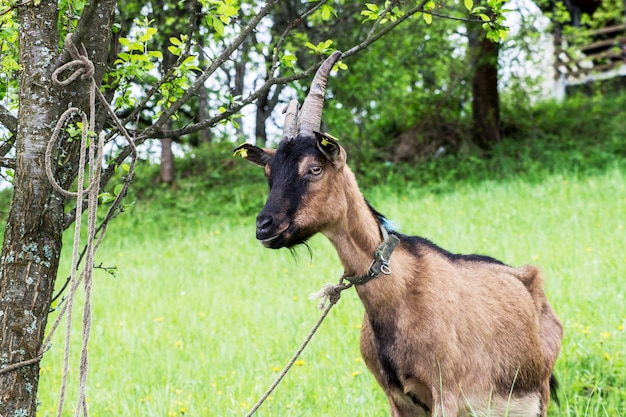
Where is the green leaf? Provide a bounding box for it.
[181,56,196,66]
[99,192,115,204]
[169,37,183,46]
[464,0,473,12]
[213,16,225,37]
[114,184,124,196]
[148,51,164,59]
[423,12,432,24]
[217,3,238,18]
[138,27,157,43]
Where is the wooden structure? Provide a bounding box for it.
[554,23,626,98]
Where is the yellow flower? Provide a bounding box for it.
[154,317,164,323]
[601,332,611,339]
[175,340,184,349]
[618,325,624,331]
[352,371,361,377]
[271,366,281,372]
[295,360,305,366]
[604,352,611,361]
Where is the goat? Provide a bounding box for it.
[235,51,563,417]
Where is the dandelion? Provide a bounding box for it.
[180,407,187,414]
[604,352,611,361]
[601,332,611,339]
[352,371,361,377]
[295,360,305,366]
[582,327,589,335]
[355,357,362,363]
[175,340,184,349]
[154,317,164,323]
[271,366,281,372]
[532,255,540,261]
[217,390,223,396]
[618,325,624,331]
[241,402,248,409]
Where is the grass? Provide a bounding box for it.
[33,161,625,416]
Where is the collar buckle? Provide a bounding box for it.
[344,225,400,285]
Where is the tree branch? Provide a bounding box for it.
[0,104,17,135]
[139,1,429,139]
[140,0,282,140]
[343,1,428,58]
[137,62,322,139]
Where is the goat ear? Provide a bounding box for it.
[233,143,275,167]
[314,131,346,166]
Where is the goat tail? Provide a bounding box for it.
[549,373,560,407]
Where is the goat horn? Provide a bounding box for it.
[297,50,342,134]
[282,99,299,141]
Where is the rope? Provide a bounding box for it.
[44,34,104,417]
[244,279,352,417]
[0,33,137,417]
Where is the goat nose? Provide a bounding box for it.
[256,213,274,236]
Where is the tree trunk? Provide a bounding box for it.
[0,2,63,414]
[468,19,501,151]
[160,137,175,185]
[0,0,116,414]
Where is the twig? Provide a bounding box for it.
[0,0,32,16]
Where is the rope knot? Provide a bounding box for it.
[52,35,95,86]
[309,282,349,309]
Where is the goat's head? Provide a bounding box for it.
[235,51,347,249]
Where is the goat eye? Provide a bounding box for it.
[309,166,323,176]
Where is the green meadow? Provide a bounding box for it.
[21,94,626,416]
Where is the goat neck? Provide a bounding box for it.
[321,168,388,280]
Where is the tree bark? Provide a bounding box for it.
[468,19,501,151]
[0,0,116,414]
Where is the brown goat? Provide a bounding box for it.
[235,52,563,417]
